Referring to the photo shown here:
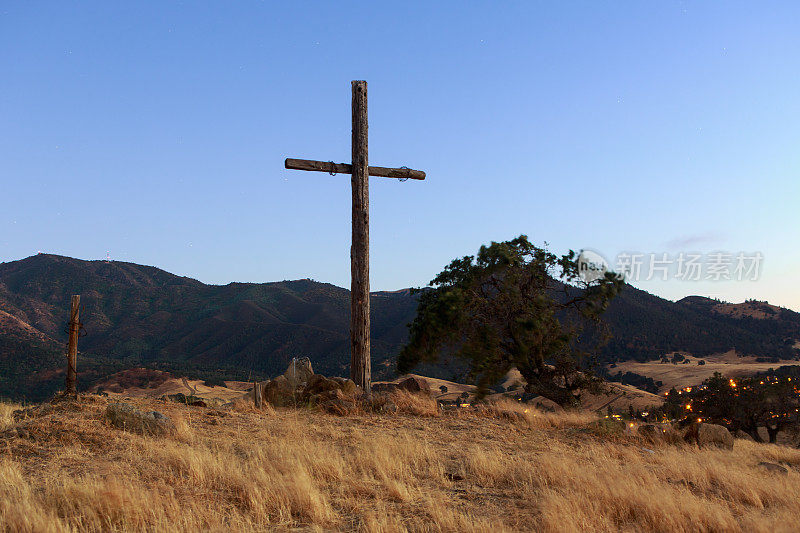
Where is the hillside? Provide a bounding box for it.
[2,396,799,531]
[0,254,418,400]
[600,288,800,363]
[0,254,798,401]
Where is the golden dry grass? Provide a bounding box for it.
[386,389,440,417]
[478,397,597,429]
[0,401,21,432]
[1,395,799,532]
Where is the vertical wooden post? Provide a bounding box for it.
[350,80,371,396]
[65,295,80,396]
[253,382,263,408]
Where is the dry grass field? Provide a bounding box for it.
[610,352,800,393]
[1,393,799,532]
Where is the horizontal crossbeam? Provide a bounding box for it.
[285,158,425,180]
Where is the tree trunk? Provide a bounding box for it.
[766,425,780,444]
[746,427,763,443]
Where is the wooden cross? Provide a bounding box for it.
[284,80,425,395]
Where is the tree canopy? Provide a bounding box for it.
[398,236,623,406]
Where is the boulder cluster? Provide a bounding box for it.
[254,358,434,415]
[256,358,362,414]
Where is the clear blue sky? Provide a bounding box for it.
[2,2,798,310]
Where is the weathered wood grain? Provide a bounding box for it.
[350,80,371,395]
[65,295,80,396]
[284,158,425,180]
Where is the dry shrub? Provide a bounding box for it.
[229,395,258,412]
[169,410,195,443]
[228,395,277,416]
[388,390,439,417]
[0,401,21,432]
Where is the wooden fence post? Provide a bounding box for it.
[253,382,263,408]
[65,295,80,396]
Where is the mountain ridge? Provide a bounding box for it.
[1,253,798,401]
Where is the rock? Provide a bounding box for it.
[262,375,295,407]
[683,423,734,450]
[372,382,399,394]
[369,393,399,414]
[758,462,788,475]
[734,430,755,441]
[321,398,357,416]
[330,376,358,396]
[304,374,341,396]
[284,357,314,389]
[105,402,175,436]
[397,376,430,394]
[262,367,360,408]
[162,393,208,407]
[303,375,359,403]
[697,423,734,450]
[308,388,345,406]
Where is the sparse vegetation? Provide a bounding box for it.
[2,396,800,532]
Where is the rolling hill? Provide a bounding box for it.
[0,254,798,401]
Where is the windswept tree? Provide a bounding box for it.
[397,236,622,407]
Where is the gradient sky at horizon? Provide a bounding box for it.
[2,2,799,310]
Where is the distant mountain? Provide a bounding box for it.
[0,254,417,400]
[0,254,797,401]
[600,288,800,363]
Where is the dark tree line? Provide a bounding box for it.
[665,371,800,443]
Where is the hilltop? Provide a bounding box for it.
[0,254,798,401]
[1,394,799,532]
